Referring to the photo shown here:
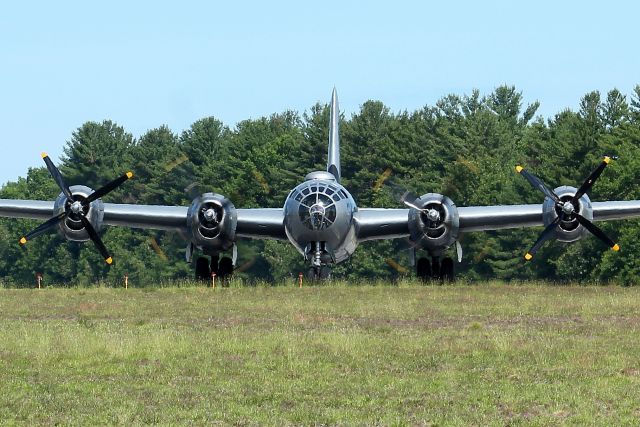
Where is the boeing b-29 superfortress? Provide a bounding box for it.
[2,89,640,280]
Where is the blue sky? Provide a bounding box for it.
[1,0,638,185]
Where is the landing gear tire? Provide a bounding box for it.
[306,267,318,282]
[195,256,211,281]
[440,257,454,282]
[319,266,331,280]
[431,258,441,281]
[416,257,431,282]
[210,254,220,277]
[305,266,331,282]
[218,256,234,285]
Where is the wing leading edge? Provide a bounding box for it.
[0,200,287,239]
[355,201,640,241]
[4,199,640,243]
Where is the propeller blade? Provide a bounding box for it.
[79,215,113,264]
[84,172,134,205]
[232,243,238,267]
[41,152,73,200]
[572,156,615,203]
[409,247,416,267]
[575,214,620,251]
[185,242,194,263]
[19,211,66,245]
[402,198,425,211]
[399,190,425,211]
[524,215,563,260]
[455,241,463,263]
[515,165,561,204]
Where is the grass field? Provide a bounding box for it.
[1,282,640,425]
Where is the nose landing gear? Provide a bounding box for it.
[304,241,334,282]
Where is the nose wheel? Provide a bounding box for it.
[306,265,332,281]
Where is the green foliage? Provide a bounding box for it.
[2,86,640,284]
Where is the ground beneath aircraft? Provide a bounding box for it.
[1,283,639,424]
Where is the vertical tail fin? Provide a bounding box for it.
[327,88,341,182]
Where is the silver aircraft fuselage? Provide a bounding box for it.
[283,171,358,263]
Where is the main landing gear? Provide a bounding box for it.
[195,254,234,284]
[416,256,454,282]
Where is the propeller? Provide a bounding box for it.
[19,152,133,264]
[515,156,620,260]
[397,188,463,261]
[400,190,445,226]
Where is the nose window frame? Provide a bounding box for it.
[296,183,339,230]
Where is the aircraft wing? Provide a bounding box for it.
[459,201,640,232]
[0,200,287,240]
[355,201,640,241]
[355,208,410,241]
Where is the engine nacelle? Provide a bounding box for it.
[53,185,104,242]
[543,186,593,243]
[408,193,459,254]
[187,193,237,251]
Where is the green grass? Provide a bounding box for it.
[1,282,640,425]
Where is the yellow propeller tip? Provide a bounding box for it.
[105,257,113,265]
[515,165,524,173]
[19,237,27,245]
[41,152,48,159]
[604,156,612,164]
[126,171,134,179]
[612,244,620,252]
[524,253,533,261]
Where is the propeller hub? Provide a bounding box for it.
[70,200,83,215]
[426,209,440,222]
[203,208,217,223]
[561,201,575,216]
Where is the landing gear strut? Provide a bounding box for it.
[416,256,454,282]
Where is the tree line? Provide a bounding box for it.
[1,85,640,286]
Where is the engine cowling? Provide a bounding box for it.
[186,193,237,251]
[53,185,104,242]
[408,193,459,254]
[543,186,593,243]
